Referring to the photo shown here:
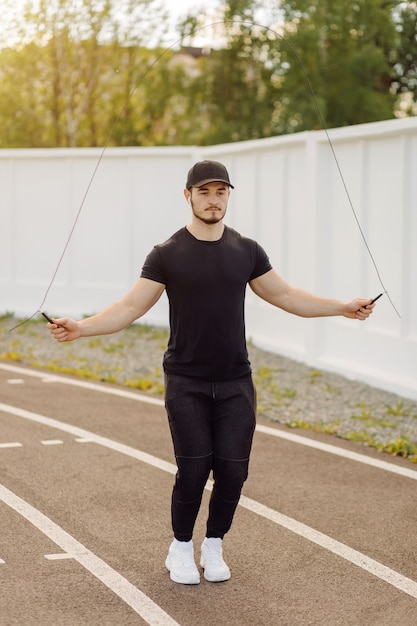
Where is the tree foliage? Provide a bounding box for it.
[0,0,415,148]
[276,0,399,130]
[391,1,417,115]
[0,0,172,147]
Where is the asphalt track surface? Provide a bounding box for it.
[1,362,417,626]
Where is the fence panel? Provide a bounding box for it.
[1,118,416,399]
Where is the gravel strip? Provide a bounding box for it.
[1,315,417,462]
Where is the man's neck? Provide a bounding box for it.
[186,220,225,241]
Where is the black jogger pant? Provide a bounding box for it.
[164,373,257,542]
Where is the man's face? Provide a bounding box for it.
[186,182,230,225]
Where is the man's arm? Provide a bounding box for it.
[249,269,374,321]
[47,277,166,342]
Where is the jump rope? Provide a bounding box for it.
[9,20,401,332]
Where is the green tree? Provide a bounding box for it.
[179,0,415,139]
[102,0,174,146]
[177,1,282,144]
[276,0,399,132]
[0,0,171,148]
[0,0,415,148]
[0,43,50,147]
[20,0,115,147]
[391,2,417,115]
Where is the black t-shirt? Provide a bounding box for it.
[140,226,272,381]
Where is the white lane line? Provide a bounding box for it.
[240,496,417,600]
[256,424,417,481]
[0,363,164,406]
[1,362,416,480]
[41,440,64,446]
[2,401,417,600]
[0,442,22,449]
[0,484,180,626]
[0,403,177,475]
[45,553,79,560]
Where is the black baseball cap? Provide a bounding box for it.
[186,160,235,190]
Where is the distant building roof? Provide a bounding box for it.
[180,46,211,59]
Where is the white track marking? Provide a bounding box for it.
[0,363,164,406]
[255,424,417,481]
[45,553,77,560]
[0,442,22,449]
[0,402,177,475]
[1,362,416,480]
[0,484,180,626]
[2,401,417,600]
[240,496,417,600]
[41,440,64,446]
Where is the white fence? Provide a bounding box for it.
[1,117,416,400]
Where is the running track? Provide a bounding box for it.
[1,362,416,625]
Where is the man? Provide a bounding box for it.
[47,160,374,585]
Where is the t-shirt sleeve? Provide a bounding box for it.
[249,242,273,281]
[140,246,167,285]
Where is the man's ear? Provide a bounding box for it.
[184,189,191,204]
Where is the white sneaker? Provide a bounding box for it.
[200,537,231,582]
[165,539,200,585]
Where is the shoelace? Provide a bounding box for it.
[204,544,223,564]
[179,548,196,567]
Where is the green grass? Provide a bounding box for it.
[253,366,297,407]
[285,419,417,464]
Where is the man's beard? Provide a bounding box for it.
[198,214,222,224]
[191,202,225,225]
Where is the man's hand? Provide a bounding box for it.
[343,298,374,321]
[46,318,81,343]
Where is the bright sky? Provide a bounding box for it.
[161,0,223,46]
[2,0,222,50]
[161,1,281,46]
[165,0,219,21]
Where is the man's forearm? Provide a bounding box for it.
[284,288,346,318]
[78,300,138,337]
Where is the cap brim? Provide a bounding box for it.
[192,178,234,189]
